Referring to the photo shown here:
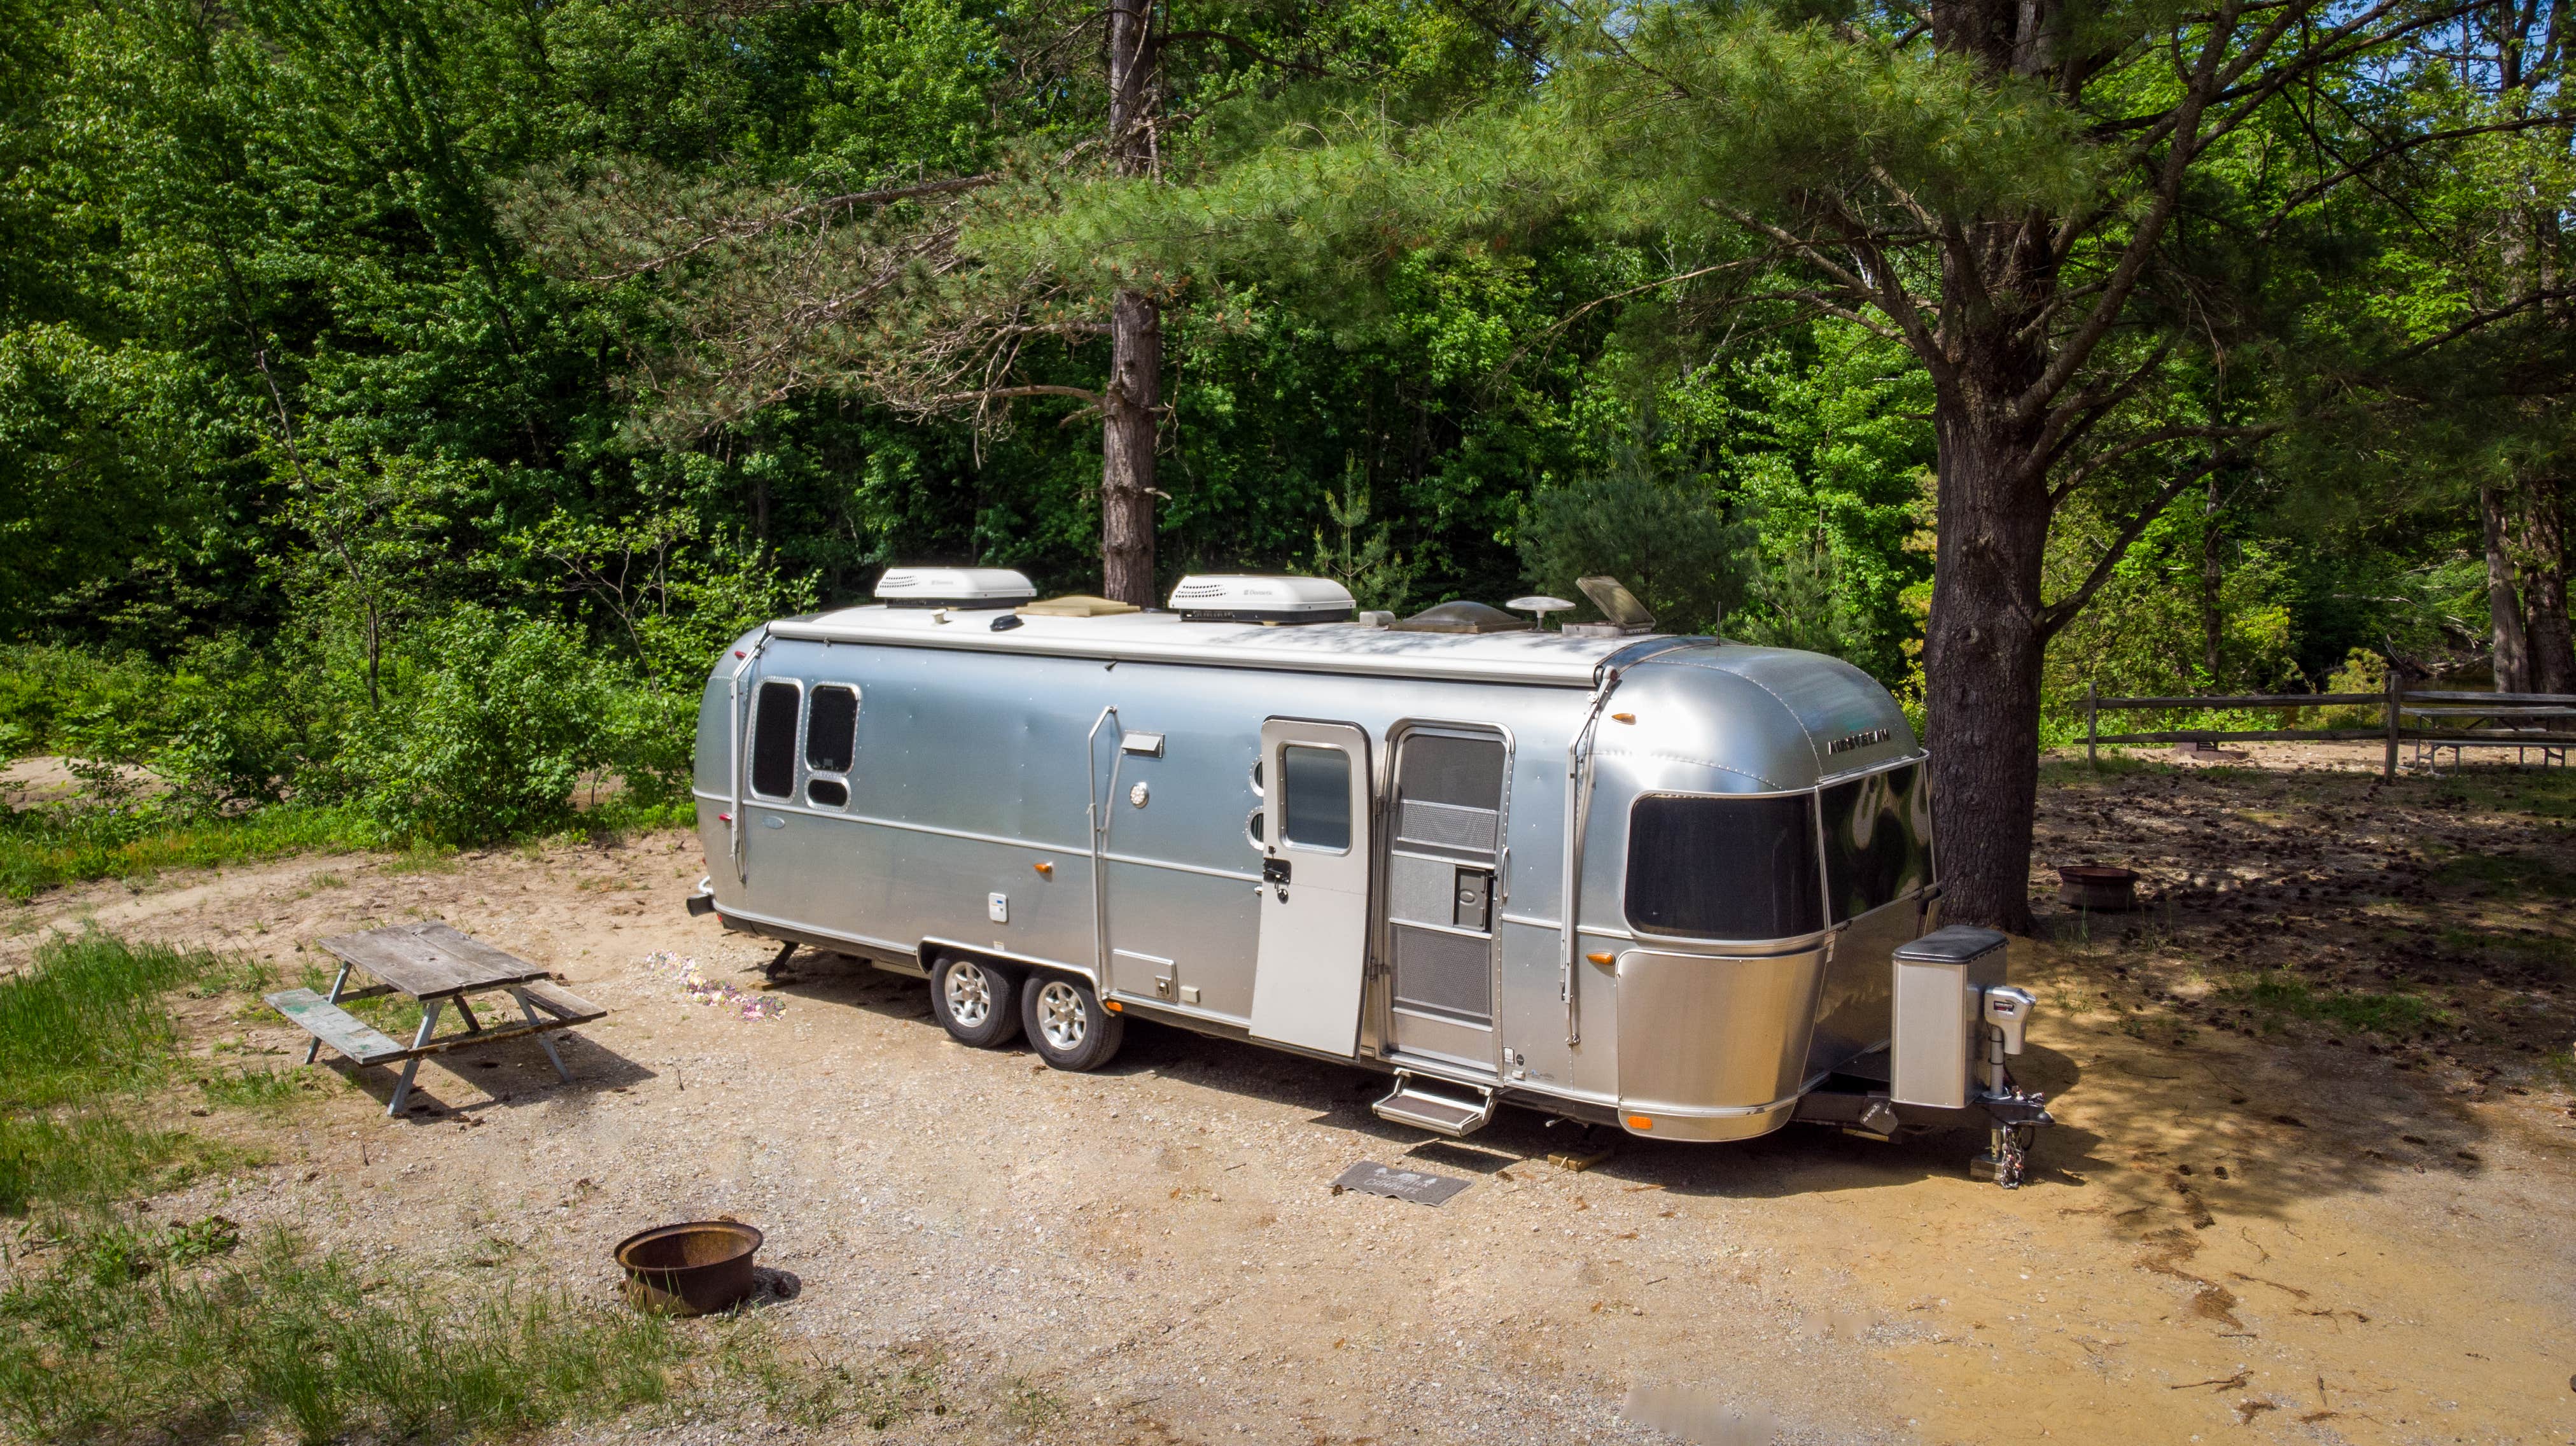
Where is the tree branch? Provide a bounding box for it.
[589,174,997,281]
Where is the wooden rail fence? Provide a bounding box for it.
[2082,675,2576,780]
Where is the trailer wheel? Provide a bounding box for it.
[1022,975,1124,1072]
[930,955,1023,1049]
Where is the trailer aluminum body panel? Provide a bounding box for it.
[692,594,2048,1177]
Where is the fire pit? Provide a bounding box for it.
[613,1220,764,1316]
[2057,864,2141,911]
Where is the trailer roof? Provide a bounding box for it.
[765,603,1656,686]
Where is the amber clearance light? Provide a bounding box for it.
[1626,1114,1655,1131]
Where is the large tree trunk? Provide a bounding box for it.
[1102,289,1161,605]
[1100,0,1161,607]
[2483,483,2533,692]
[2520,474,2573,694]
[1922,237,2055,935]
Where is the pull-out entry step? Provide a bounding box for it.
[1371,1073,1496,1137]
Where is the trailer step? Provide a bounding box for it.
[1372,1074,1496,1138]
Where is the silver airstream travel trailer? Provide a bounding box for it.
[685,569,2051,1184]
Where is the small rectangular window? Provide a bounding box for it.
[1821,763,1935,922]
[806,685,858,773]
[749,680,800,799]
[1625,793,1823,940]
[1279,745,1352,851]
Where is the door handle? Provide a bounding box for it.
[1261,857,1292,885]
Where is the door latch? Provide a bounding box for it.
[1261,857,1292,885]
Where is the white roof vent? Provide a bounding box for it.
[1166,574,1355,624]
[873,566,1037,610]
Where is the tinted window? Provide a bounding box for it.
[1280,745,1352,850]
[806,685,858,773]
[1625,793,1823,940]
[1821,763,1935,922]
[749,680,800,798]
[806,778,848,808]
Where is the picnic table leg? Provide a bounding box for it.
[387,998,444,1117]
[305,961,352,1065]
[507,988,573,1083]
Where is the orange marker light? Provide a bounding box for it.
[1611,712,1636,723]
[1585,951,1614,966]
[1103,999,1123,1012]
[1626,1114,1655,1131]
[1033,861,1054,876]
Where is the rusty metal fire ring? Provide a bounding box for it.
[2057,864,2141,912]
[613,1219,764,1316]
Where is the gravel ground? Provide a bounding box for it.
[8,759,2576,1445]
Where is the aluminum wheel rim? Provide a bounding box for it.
[1035,980,1088,1051]
[944,962,993,1028]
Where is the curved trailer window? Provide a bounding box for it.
[1819,762,1935,922]
[1625,793,1824,941]
[748,680,801,799]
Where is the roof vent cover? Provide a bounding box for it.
[1166,574,1355,624]
[874,567,1037,609]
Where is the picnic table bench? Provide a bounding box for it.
[268,922,606,1116]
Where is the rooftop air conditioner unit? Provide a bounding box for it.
[1166,575,1355,624]
[873,567,1038,610]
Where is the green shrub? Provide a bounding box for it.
[606,683,701,809]
[0,645,170,762]
[353,607,620,846]
[155,635,349,814]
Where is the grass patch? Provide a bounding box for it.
[0,934,211,1106]
[0,934,267,1219]
[712,1325,946,1432]
[195,1065,311,1111]
[0,803,379,901]
[0,1226,682,1444]
[2431,850,2576,897]
[379,839,459,875]
[0,1114,252,1218]
[2216,969,2449,1035]
[2538,1049,2576,1091]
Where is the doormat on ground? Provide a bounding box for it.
[1331,1161,1470,1207]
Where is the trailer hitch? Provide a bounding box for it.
[1973,1083,2054,1189]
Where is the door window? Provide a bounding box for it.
[748,680,801,799]
[1278,745,1352,851]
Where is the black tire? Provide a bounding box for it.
[1021,973,1125,1072]
[929,954,1022,1048]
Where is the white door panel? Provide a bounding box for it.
[1248,720,1374,1055]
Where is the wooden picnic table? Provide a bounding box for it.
[268,922,606,1116]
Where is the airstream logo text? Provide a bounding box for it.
[1826,727,1892,755]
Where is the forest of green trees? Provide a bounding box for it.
[2,0,2569,923]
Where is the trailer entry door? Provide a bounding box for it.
[1248,719,1374,1056]
[1383,727,1508,1073]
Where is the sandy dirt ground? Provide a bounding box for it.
[5,744,2574,1445]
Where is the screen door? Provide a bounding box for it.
[1247,719,1374,1056]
